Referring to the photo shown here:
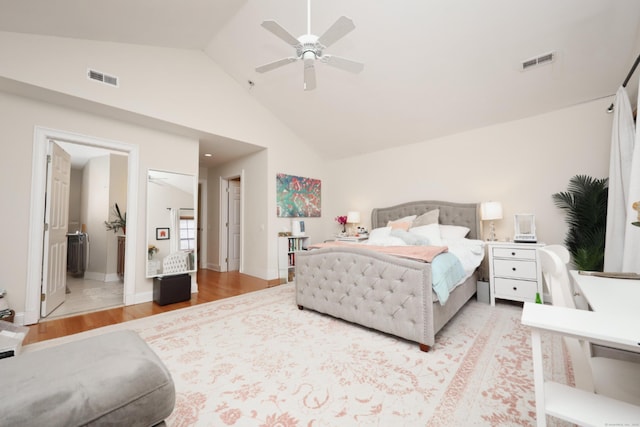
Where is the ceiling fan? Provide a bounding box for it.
[255,0,364,91]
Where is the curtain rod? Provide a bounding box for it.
[607,52,640,113]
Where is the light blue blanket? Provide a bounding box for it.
[431,252,466,305]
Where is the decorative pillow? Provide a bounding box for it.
[411,209,439,228]
[387,215,417,229]
[409,223,443,246]
[388,221,412,231]
[440,225,471,239]
[390,229,431,246]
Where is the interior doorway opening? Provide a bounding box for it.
[26,127,139,325]
[219,174,243,273]
[44,140,128,320]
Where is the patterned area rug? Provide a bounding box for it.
[26,284,571,426]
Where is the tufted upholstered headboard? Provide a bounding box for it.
[371,200,481,240]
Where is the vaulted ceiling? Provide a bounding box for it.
[1,0,639,164]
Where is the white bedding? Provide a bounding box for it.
[361,225,486,301]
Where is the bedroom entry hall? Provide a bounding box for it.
[32,131,131,321]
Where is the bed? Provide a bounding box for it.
[295,200,483,352]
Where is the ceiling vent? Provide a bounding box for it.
[521,52,555,71]
[87,69,119,87]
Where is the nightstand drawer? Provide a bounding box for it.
[494,278,537,301]
[493,259,537,280]
[492,247,537,260]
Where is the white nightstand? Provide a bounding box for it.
[488,241,544,306]
[335,235,369,243]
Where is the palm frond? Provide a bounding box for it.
[552,175,608,271]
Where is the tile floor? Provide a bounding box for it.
[45,275,124,320]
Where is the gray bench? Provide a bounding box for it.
[0,330,175,426]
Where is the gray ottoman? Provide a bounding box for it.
[0,330,175,427]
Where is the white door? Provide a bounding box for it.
[228,180,241,271]
[41,141,71,317]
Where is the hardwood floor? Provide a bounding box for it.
[24,270,273,345]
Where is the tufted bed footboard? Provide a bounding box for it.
[295,245,477,351]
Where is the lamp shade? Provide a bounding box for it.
[346,211,361,223]
[480,202,503,221]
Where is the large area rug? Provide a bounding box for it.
[26,284,571,426]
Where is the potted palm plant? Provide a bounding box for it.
[104,203,127,234]
[552,175,608,271]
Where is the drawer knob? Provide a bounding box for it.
[512,267,516,271]
[512,286,517,291]
[511,252,516,256]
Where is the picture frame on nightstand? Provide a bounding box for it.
[513,214,537,243]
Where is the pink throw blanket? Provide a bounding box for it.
[309,241,447,263]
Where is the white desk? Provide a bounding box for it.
[569,270,640,317]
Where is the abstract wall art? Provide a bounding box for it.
[276,173,321,217]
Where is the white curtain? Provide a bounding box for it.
[622,83,640,273]
[604,84,640,273]
[604,86,635,271]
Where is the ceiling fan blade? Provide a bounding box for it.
[317,16,355,48]
[321,55,364,73]
[261,20,300,47]
[255,57,298,73]
[303,58,316,91]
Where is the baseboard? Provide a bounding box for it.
[207,263,222,272]
[84,271,106,281]
[104,273,120,283]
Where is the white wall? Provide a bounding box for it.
[208,141,327,281]
[68,168,83,232]
[83,155,110,278]
[106,154,128,278]
[0,31,326,316]
[325,97,613,246]
[0,90,198,319]
[0,29,618,318]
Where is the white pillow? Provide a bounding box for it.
[409,223,443,246]
[390,229,431,246]
[367,227,392,245]
[440,225,471,239]
[365,236,407,246]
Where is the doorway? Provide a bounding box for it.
[220,174,243,272]
[47,141,128,319]
[25,127,139,325]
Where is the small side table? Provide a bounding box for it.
[487,241,545,306]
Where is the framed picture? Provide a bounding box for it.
[156,227,170,240]
[276,173,321,217]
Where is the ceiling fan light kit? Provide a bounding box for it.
[256,0,363,91]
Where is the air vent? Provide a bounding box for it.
[87,69,119,87]
[521,52,555,71]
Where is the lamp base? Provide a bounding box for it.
[488,221,497,241]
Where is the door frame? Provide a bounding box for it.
[218,171,244,272]
[198,177,207,270]
[25,126,139,325]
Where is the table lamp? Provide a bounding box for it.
[481,201,503,241]
[346,211,361,236]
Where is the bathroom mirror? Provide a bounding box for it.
[146,169,197,278]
